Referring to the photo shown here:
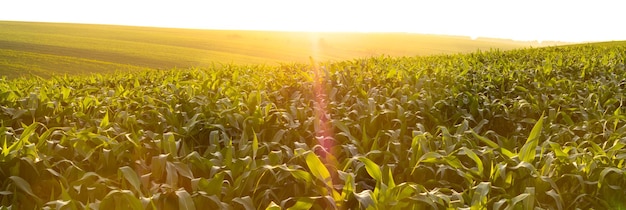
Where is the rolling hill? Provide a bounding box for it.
[0,21,558,78]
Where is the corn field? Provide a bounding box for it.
[1,44,626,209]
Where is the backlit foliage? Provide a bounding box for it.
[1,43,626,209]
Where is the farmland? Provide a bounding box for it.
[0,21,556,79]
[1,38,626,209]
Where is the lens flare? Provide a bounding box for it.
[308,34,343,207]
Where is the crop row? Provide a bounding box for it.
[0,44,625,209]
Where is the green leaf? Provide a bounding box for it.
[287,197,314,210]
[119,166,143,196]
[233,196,255,210]
[333,120,355,141]
[36,127,61,149]
[1,135,10,157]
[463,147,484,175]
[224,138,233,168]
[99,190,143,210]
[162,132,177,155]
[509,193,529,207]
[271,129,286,143]
[386,68,397,79]
[100,110,109,128]
[151,154,168,181]
[9,176,42,204]
[252,129,259,159]
[59,181,71,201]
[443,156,463,169]
[548,142,568,159]
[354,190,374,208]
[357,156,382,183]
[385,165,396,188]
[519,114,544,163]
[289,169,313,189]
[470,131,514,160]
[472,182,490,206]
[60,86,71,100]
[559,112,574,126]
[305,152,332,187]
[166,162,179,188]
[598,167,623,189]
[411,152,442,175]
[266,201,281,210]
[340,173,354,201]
[173,162,194,179]
[6,108,28,120]
[545,189,563,210]
[176,189,197,210]
[20,122,38,144]
[471,131,498,148]
[198,172,224,195]
[523,187,535,210]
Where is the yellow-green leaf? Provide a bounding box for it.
[100,110,109,128]
[357,156,382,183]
[287,197,314,210]
[305,152,332,187]
[463,147,484,175]
[265,201,281,210]
[252,129,259,159]
[519,114,544,163]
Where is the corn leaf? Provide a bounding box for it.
[287,197,314,210]
[176,189,197,210]
[357,156,382,183]
[519,114,544,163]
[119,166,143,196]
[9,176,41,204]
[305,152,332,187]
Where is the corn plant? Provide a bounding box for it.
[1,43,625,209]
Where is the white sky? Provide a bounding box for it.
[1,0,625,42]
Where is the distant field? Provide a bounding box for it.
[0,21,558,78]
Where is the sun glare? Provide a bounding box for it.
[0,0,625,42]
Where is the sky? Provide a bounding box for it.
[1,0,625,42]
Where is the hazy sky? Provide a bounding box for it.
[1,0,625,42]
